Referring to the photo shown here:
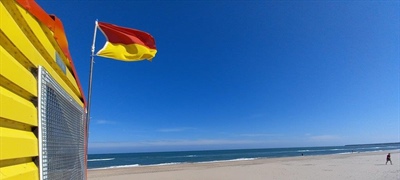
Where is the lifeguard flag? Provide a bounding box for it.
[96,22,157,61]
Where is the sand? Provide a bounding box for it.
[88,150,400,180]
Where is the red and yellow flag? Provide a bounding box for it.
[96,22,157,61]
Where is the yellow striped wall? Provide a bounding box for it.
[0,1,85,179]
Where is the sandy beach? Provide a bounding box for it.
[88,150,400,180]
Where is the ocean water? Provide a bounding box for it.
[88,143,400,169]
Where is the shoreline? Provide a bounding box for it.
[88,150,400,180]
[88,149,396,170]
[88,157,259,170]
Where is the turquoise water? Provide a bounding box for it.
[88,143,400,169]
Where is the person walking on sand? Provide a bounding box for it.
[386,153,392,165]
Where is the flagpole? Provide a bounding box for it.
[86,19,98,140]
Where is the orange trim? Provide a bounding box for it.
[15,0,55,31]
[15,0,86,106]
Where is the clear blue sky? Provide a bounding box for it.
[36,0,399,154]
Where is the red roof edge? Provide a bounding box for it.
[15,0,87,106]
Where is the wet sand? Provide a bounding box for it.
[88,150,400,180]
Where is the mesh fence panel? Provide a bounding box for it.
[38,66,85,180]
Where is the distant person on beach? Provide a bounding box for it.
[386,153,392,165]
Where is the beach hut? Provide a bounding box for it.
[0,0,87,179]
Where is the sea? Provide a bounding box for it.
[88,143,400,169]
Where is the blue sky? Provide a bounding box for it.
[36,0,399,154]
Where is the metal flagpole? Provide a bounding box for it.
[86,19,98,140]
